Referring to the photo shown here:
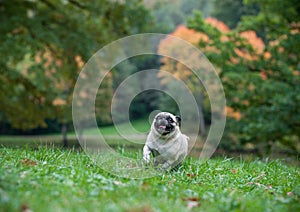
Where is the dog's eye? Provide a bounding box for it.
[167,117,174,123]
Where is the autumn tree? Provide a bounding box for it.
[157,25,213,135]
[0,0,152,144]
[188,0,300,153]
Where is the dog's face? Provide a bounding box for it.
[153,112,181,135]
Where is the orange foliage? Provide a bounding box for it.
[75,55,84,69]
[205,17,230,33]
[158,25,207,82]
[52,98,67,106]
[233,31,265,62]
[260,71,268,80]
[204,17,230,42]
[226,106,242,121]
[158,23,218,78]
[264,51,271,59]
[158,18,272,90]
[160,19,266,66]
[171,25,209,44]
[240,30,264,54]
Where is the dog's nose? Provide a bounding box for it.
[158,119,168,126]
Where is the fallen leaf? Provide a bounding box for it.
[254,172,266,181]
[187,173,196,178]
[20,159,38,166]
[231,169,237,174]
[266,184,272,189]
[255,182,262,187]
[182,197,201,210]
[125,205,153,212]
[21,204,33,212]
[182,197,200,202]
[246,182,262,187]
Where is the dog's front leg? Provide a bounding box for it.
[143,145,151,164]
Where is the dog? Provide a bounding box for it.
[143,112,189,170]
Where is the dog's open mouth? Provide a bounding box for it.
[159,125,166,129]
[157,125,173,135]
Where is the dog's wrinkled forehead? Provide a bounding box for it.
[154,112,176,121]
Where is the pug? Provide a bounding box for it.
[143,112,189,170]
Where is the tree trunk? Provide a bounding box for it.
[62,123,68,147]
[198,94,206,136]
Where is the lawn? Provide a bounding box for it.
[0,147,299,212]
[0,119,150,147]
[84,119,151,135]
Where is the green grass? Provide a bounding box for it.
[0,147,299,212]
[0,119,150,147]
[84,119,151,135]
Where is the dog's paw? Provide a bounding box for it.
[154,162,171,172]
[142,154,151,164]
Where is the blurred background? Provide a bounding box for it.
[0,0,299,162]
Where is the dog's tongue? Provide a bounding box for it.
[159,125,166,129]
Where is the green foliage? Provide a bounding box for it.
[211,0,259,29]
[148,0,213,33]
[0,0,152,132]
[0,147,299,211]
[180,0,212,18]
[188,2,300,152]
[242,0,300,41]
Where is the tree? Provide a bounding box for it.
[0,0,152,144]
[157,25,213,135]
[211,0,258,29]
[145,0,213,33]
[111,55,163,122]
[188,4,300,154]
[180,0,212,18]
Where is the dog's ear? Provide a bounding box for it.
[176,115,181,126]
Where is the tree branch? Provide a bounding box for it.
[67,0,86,9]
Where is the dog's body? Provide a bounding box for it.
[143,112,189,170]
